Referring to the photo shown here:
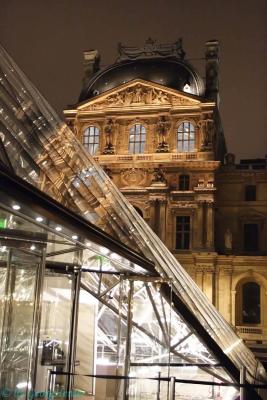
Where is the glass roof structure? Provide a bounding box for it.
[0,43,267,399]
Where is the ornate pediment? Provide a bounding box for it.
[78,80,201,111]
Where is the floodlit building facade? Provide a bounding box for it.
[64,39,267,365]
[0,40,266,400]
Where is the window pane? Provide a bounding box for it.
[176,216,190,249]
[129,124,146,154]
[177,122,195,153]
[245,185,256,201]
[242,282,260,324]
[179,175,190,191]
[244,224,258,251]
[83,126,100,155]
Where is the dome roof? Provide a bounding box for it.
[79,57,205,102]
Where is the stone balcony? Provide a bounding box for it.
[94,151,219,168]
[236,325,267,341]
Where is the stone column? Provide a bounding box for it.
[203,268,214,303]
[158,200,167,243]
[194,202,204,250]
[195,268,203,291]
[206,201,215,250]
[149,200,156,231]
[218,269,232,323]
[231,289,236,326]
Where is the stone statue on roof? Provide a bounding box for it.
[117,38,186,62]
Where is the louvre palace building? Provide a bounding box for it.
[64,39,267,362]
[0,39,267,400]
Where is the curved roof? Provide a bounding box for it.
[79,58,205,102]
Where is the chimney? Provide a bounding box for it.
[205,40,219,104]
[82,50,100,89]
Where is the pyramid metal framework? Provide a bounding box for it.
[0,43,266,399]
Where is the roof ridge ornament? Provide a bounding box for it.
[116,38,186,62]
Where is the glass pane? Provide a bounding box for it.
[35,273,72,393]
[74,288,96,396]
[0,249,39,394]
[243,282,260,324]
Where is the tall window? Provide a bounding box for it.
[245,185,256,201]
[177,122,195,152]
[179,175,190,191]
[242,282,260,324]
[175,216,190,250]
[244,223,258,252]
[83,126,100,155]
[129,124,146,154]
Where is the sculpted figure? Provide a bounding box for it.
[103,119,115,154]
[198,116,214,149]
[125,89,133,105]
[224,228,233,252]
[152,166,166,183]
[135,86,143,102]
[156,116,170,152]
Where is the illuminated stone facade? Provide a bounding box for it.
[64,39,267,361]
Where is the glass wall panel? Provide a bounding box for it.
[0,250,8,345]
[35,272,72,393]
[0,249,41,397]
[74,288,96,396]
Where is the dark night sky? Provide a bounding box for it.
[1,0,266,160]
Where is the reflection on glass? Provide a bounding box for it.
[35,273,72,393]
[0,249,38,395]
[74,289,96,395]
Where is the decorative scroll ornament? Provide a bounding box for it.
[156,116,171,153]
[121,168,147,187]
[117,38,186,62]
[103,118,115,154]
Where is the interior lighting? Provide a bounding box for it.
[12,204,21,210]
[16,382,31,389]
[30,244,36,251]
[55,226,62,232]
[35,216,43,222]
[71,234,78,240]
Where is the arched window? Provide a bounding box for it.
[179,175,190,191]
[177,122,195,152]
[242,282,260,324]
[83,126,100,155]
[129,124,146,154]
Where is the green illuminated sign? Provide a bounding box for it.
[0,218,7,229]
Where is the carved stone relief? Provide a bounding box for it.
[120,168,147,187]
[84,84,195,110]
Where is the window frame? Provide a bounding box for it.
[242,282,261,325]
[175,215,191,250]
[177,121,195,152]
[128,124,146,154]
[179,174,190,191]
[245,185,256,201]
[83,125,100,155]
[243,223,259,252]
